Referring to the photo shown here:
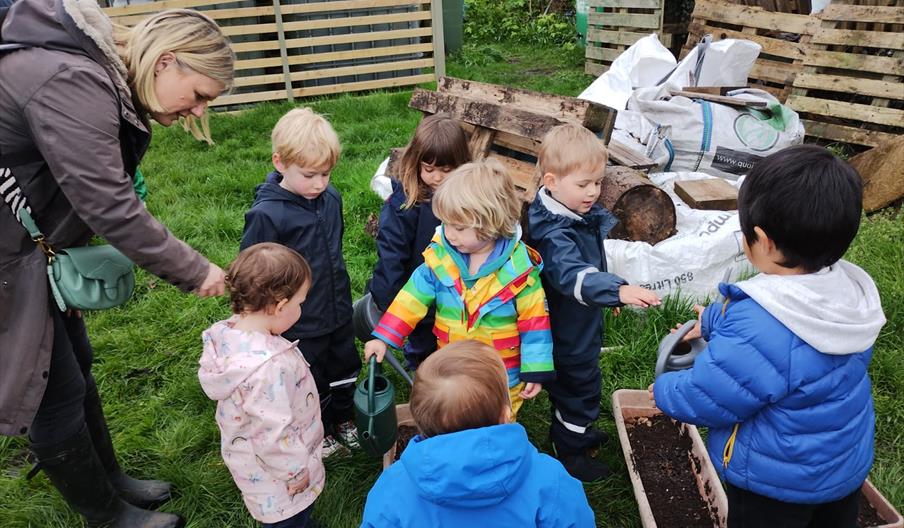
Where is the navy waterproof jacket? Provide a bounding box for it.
[366,179,440,311]
[526,188,627,365]
[240,172,352,339]
[361,423,595,527]
[654,280,877,504]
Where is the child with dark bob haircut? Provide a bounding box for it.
[652,145,886,528]
[199,243,325,528]
[361,340,594,527]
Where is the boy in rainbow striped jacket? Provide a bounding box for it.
[364,159,554,417]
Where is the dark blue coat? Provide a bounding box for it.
[240,172,352,339]
[366,179,440,312]
[654,283,875,504]
[526,189,627,365]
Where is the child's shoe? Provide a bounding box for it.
[336,421,360,449]
[321,435,348,458]
[557,452,612,482]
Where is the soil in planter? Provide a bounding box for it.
[394,425,419,461]
[627,415,720,528]
[859,492,888,528]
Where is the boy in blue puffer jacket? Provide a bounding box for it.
[652,144,886,528]
[361,340,595,528]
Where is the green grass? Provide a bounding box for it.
[1,43,902,527]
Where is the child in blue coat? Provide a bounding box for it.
[652,145,886,528]
[366,113,470,369]
[361,340,595,528]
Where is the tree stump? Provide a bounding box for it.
[849,135,904,213]
[599,166,676,245]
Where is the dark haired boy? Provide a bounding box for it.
[652,145,886,528]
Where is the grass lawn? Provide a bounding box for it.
[1,41,902,527]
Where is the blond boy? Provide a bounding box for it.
[240,108,360,457]
[362,340,595,526]
[526,124,661,482]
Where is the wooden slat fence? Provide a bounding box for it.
[104,0,444,107]
[584,0,669,76]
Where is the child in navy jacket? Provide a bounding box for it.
[527,124,661,482]
[240,108,360,458]
[366,113,470,369]
[653,145,885,528]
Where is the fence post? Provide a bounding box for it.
[430,0,446,79]
[272,0,294,103]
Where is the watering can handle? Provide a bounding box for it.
[382,350,414,387]
[366,355,378,440]
[654,319,698,378]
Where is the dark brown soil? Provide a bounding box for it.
[394,425,419,461]
[859,492,888,528]
[627,415,720,528]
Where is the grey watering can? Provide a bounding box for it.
[354,353,414,457]
[654,268,732,378]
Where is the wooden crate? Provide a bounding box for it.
[681,0,819,102]
[786,3,904,147]
[104,0,445,108]
[584,0,668,76]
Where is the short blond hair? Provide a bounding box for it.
[432,158,521,241]
[271,108,341,170]
[410,340,509,438]
[538,123,608,179]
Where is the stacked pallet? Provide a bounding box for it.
[584,0,670,76]
[681,0,819,102]
[787,3,904,147]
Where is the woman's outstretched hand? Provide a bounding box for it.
[196,263,226,297]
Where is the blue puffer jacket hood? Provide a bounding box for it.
[361,423,596,527]
[654,261,884,504]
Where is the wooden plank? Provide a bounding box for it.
[801,50,904,77]
[436,77,617,141]
[105,0,430,19]
[222,10,433,37]
[798,119,897,148]
[293,73,435,99]
[431,0,445,79]
[231,27,433,54]
[749,59,801,85]
[690,0,817,33]
[588,12,661,29]
[607,139,658,170]
[820,4,904,25]
[786,95,904,128]
[811,28,904,49]
[211,88,288,107]
[286,43,434,67]
[586,46,624,62]
[409,89,574,144]
[587,28,651,47]
[111,6,274,26]
[674,179,739,210]
[487,153,539,196]
[586,61,608,77]
[793,72,903,100]
[233,57,434,87]
[668,90,768,107]
[467,127,497,159]
[686,21,807,59]
[589,0,661,8]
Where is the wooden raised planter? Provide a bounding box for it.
[613,389,727,528]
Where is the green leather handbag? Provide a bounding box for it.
[19,209,135,312]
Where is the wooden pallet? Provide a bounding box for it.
[726,0,811,13]
[585,0,668,76]
[786,3,904,147]
[681,0,819,102]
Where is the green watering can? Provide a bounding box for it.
[354,354,413,457]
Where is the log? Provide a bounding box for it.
[674,179,738,210]
[599,166,676,244]
[849,136,904,213]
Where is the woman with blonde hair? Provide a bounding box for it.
[0,0,234,526]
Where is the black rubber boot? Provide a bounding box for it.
[84,384,172,509]
[30,425,184,528]
[551,440,613,482]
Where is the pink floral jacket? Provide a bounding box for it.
[199,318,324,523]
